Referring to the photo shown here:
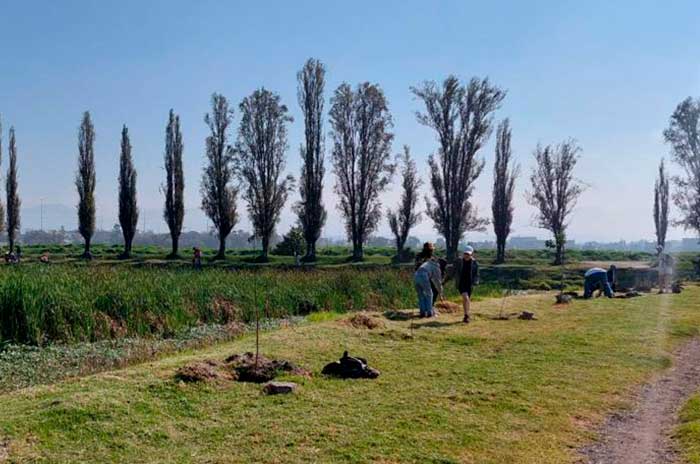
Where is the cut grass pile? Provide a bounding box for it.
[0,287,698,463]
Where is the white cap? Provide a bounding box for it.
[463,245,474,255]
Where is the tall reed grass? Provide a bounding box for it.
[0,265,496,345]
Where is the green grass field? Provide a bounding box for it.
[1,287,698,463]
[678,393,700,463]
[18,243,658,268]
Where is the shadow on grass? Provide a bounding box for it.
[412,320,464,329]
[383,310,418,321]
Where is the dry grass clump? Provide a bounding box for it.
[435,300,461,313]
[346,312,385,330]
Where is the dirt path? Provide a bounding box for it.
[580,337,700,464]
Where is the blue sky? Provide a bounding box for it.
[1,0,699,242]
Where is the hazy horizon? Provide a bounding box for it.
[2,1,700,243]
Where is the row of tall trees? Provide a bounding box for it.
[3,57,592,264]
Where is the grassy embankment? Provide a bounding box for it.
[3,246,689,347]
[0,286,698,463]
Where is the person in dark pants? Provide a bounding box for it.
[446,246,479,324]
[583,267,614,298]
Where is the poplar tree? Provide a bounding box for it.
[76,112,96,259]
[118,125,138,258]
[163,110,185,258]
[6,127,19,253]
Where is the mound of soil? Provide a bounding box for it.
[175,360,234,383]
[347,313,385,330]
[225,352,311,383]
[435,301,461,313]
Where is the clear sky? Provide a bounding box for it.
[1,0,699,242]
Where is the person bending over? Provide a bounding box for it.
[583,267,614,298]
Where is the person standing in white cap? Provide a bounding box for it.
[448,245,479,323]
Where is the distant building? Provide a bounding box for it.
[508,236,546,250]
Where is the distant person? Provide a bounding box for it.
[583,267,614,298]
[192,247,203,270]
[39,252,50,264]
[446,246,479,324]
[414,246,443,318]
[607,265,617,293]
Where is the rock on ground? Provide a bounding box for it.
[262,381,298,395]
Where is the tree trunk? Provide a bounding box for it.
[495,240,505,264]
[168,234,180,259]
[554,240,564,265]
[82,238,92,260]
[215,236,226,260]
[352,241,363,262]
[446,236,458,262]
[121,239,132,259]
[303,240,317,262]
[261,235,269,262]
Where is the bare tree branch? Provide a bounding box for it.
[526,140,584,265]
[664,97,700,236]
[294,58,327,262]
[236,88,295,261]
[330,82,395,261]
[388,145,422,260]
[201,93,239,260]
[491,119,519,264]
[412,76,504,260]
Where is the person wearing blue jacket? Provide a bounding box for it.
[583,266,615,298]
